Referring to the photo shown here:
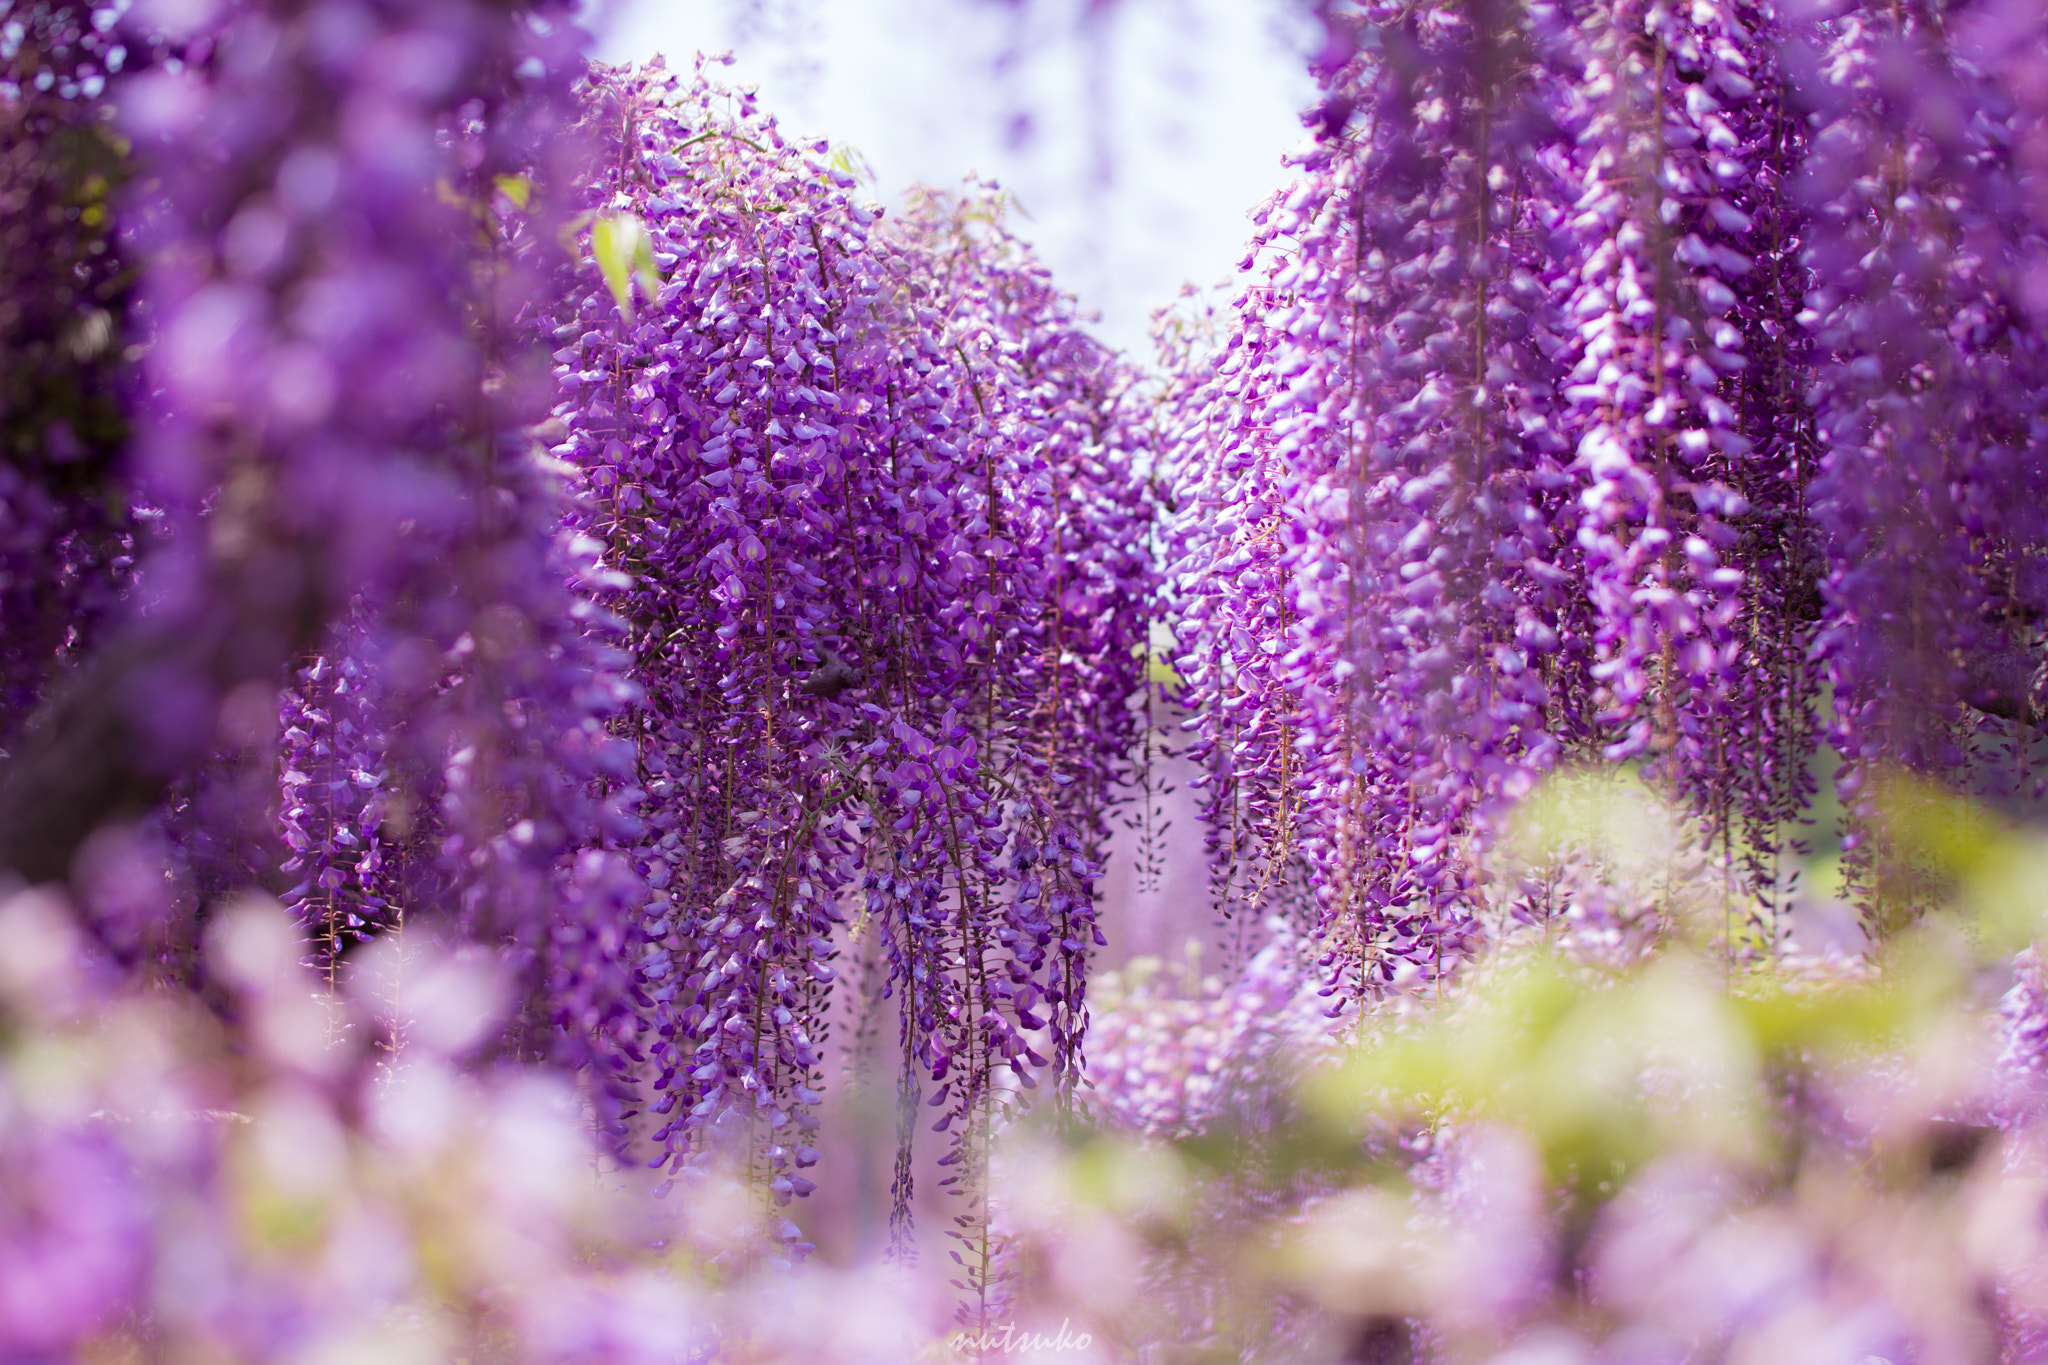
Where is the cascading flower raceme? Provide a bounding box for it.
[1542,0,1828,945]
[16,0,2048,1359]
[0,0,1157,1318]
[0,0,663,1125]
[1793,0,2048,924]
[1164,1,1591,1011]
[1160,0,2048,998]
[540,60,1153,1277]
[0,0,612,924]
[0,3,135,749]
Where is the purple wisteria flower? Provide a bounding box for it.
[1160,0,2048,996]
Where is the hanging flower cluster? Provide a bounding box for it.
[0,3,135,747]
[0,0,1158,1308]
[0,0,608,915]
[1159,0,2048,1001]
[1081,920,1324,1141]
[540,58,1154,1272]
[1797,0,2048,918]
[13,1,2048,1361]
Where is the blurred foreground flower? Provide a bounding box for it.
[0,888,963,1364]
[996,773,2048,1365]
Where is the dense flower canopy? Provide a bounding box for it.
[1161,0,2048,999]
[7,0,2048,1362]
[2,0,1157,1335]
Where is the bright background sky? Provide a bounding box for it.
[583,0,1317,358]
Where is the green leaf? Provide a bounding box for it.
[592,212,660,318]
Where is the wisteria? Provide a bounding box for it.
[4,0,1156,1316]
[538,57,1152,1284]
[0,3,133,748]
[1081,919,1325,1140]
[1159,0,2048,1000]
[12,0,2048,1360]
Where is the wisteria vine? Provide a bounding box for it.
[532,57,1153,1287]
[1159,0,2048,1006]
[13,0,2048,1358]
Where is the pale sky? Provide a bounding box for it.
[583,0,1317,358]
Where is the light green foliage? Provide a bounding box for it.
[1868,769,2048,953]
[592,212,661,318]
